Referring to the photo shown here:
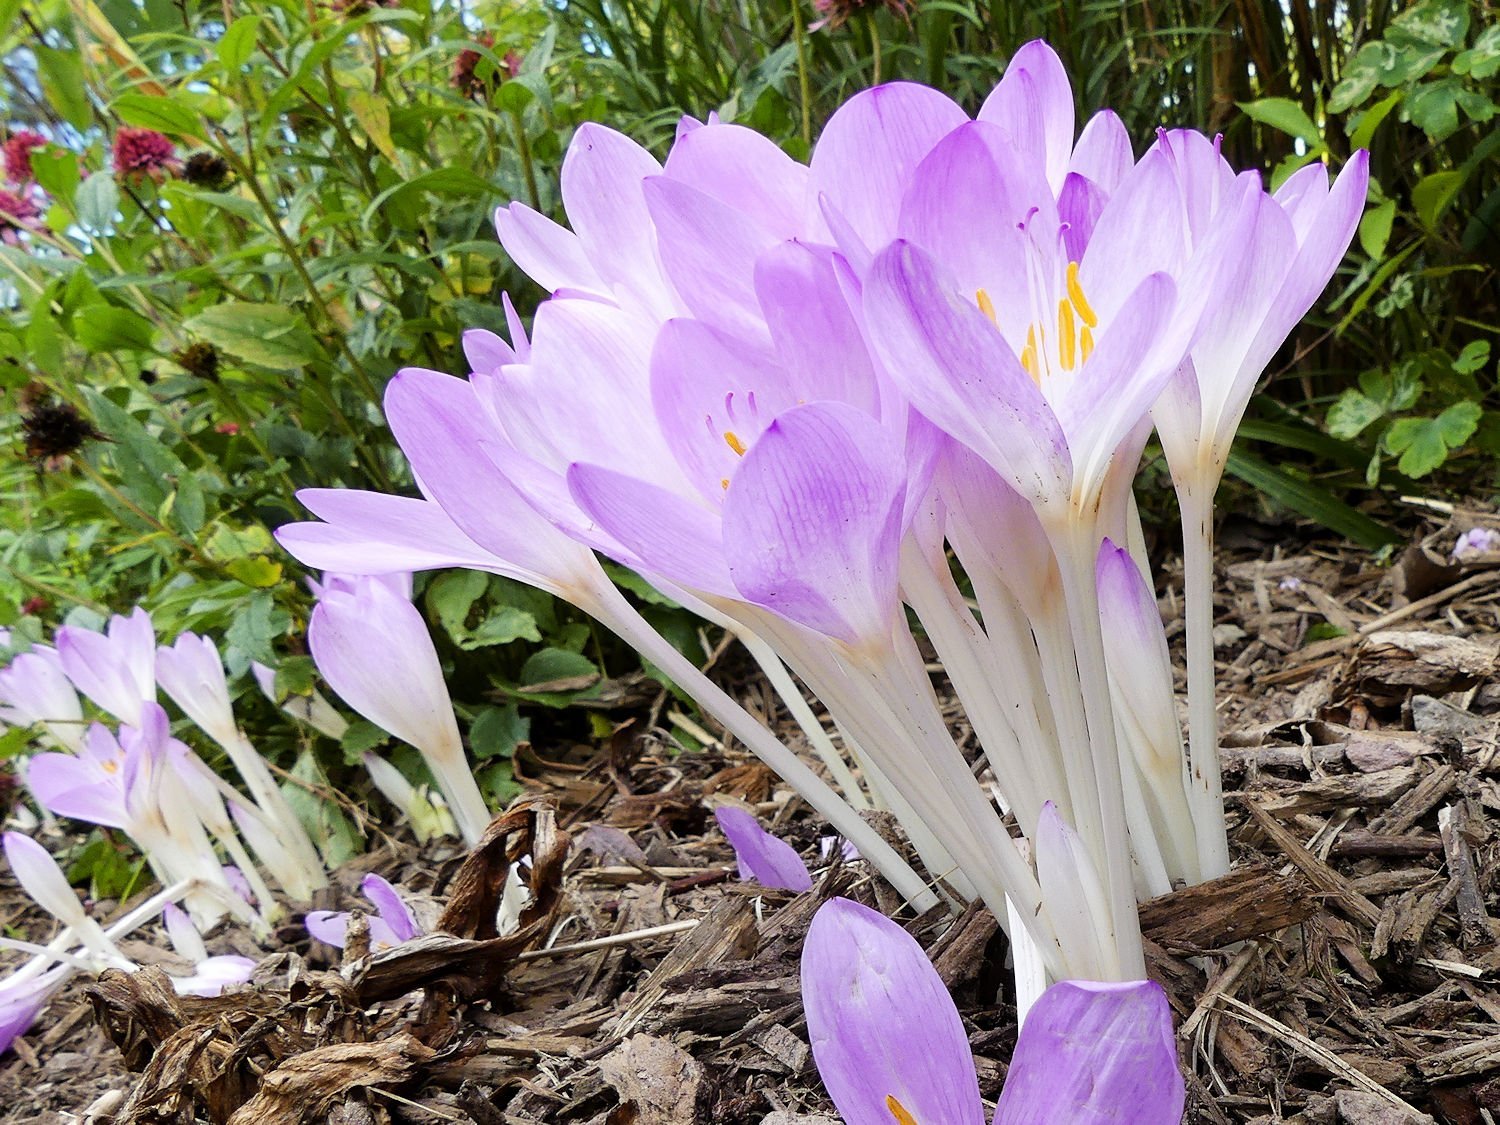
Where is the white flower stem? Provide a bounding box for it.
[1179,481,1232,879]
[222,732,329,889]
[582,583,940,913]
[735,631,871,809]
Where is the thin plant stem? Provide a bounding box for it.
[789,0,812,148]
[1178,480,1231,878]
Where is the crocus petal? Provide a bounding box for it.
[566,462,736,597]
[1077,148,1188,324]
[993,979,1184,1124]
[308,578,462,765]
[0,649,84,752]
[1058,171,1109,263]
[360,873,420,942]
[25,751,127,829]
[172,954,256,998]
[156,633,235,746]
[163,902,208,963]
[304,909,403,951]
[462,328,516,374]
[723,403,906,647]
[979,39,1076,193]
[810,82,970,252]
[1069,109,1134,191]
[382,368,597,592]
[662,121,810,238]
[56,608,156,727]
[644,176,780,344]
[863,240,1070,507]
[801,898,984,1125]
[493,202,606,294]
[714,806,812,892]
[1034,803,1117,980]
[278,489,508,578]
[4,832,90,930]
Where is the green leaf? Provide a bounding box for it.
[1224,449,1398,549]
[1453,340,1491,375]
[518,647,597,689]
[463,606,541,649]
[1412,170,1465,229]
[469,704,530,760]
[34,47,91,130]
[1384,401,1482,477]
[426,570,488,640]
[1326,389,1386,439]
[1453,24,1500,79]
[183,302,322,370]
[112,93,205,140]
[225,556,283,587]
[348,90,399,164]
[73,304,157,353]
[76,172,120,232]
[285,750,362,866]
[217,14,262,71]
[225,591,282,668]
[340,718,389,759]
[1348,92,1403,150]
[1238,97,1322,145]
[1404,77,1467,140]
[271,656,317,701]
[1358,199,1396,259]
[29,147,81,208]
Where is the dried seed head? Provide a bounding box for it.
[173,341,221,382]
[21,398,106,467]
[180,151,230,189]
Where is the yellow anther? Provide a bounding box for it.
[975,288,997,325]
[1021,325,1040,381]
[885,1095,919,1125]
[720,477,730,490]
[103,758,119,774]
[1057,299,1077,371]
[723,431,747,457]
[1081,325,1095,362]
[1066,261,1098,328]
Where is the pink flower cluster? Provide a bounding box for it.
[112,126,178,179]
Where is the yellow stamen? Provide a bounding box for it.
[1066,261,1097,328]
[975,288,997,324]
[103,758,119,774]
[1021,325,1040,382]
[1057,299,1077,371]
[723,430,747,457]
[720,477,730,490]
[1081,325,1095,362]
[885,1095,919,1125]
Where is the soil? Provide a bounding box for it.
[4,501,1500,1125]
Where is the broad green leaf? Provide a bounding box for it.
[1384,401,1482,477]
[76,172,120,232]
[217,14,261,71]
[30,147,81,208]
[1326,390,1385,439]
[518,647,597,689]
[183,302,322,370]
[1348,92,1403,149]
[1453,340,1491,375]
[225,556,283,587]
[469,704,530,760]
[340,719,388,759]
[347,90,399,165]
[1358,199,1396,259]
[1412,170,1465,229]
[73,304,157,353]
[1454,24,1500,79]
[286,751,362,866]
[427,569,488,640]
[112,93,206,140]
[1238,97,1322,144]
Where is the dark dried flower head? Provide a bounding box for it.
[112,127,178,179]
[329,0,397,15]
[21,398,105,466]
[174,341,221,381]
[451,33,501,99]
[2,131,47,183]
[181,151,230,189]
[812,0,911,28]
[0,186,41,242]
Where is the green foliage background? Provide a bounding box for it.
[0,0,1494,813]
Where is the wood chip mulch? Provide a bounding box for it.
[5,503,1500,1124]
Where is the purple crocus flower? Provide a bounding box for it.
[305,873,421,952]
[55,607,156,727]
[714,806,813,892]
[0,645,85,752]
[307,573,491,846]
[801,898,1184,1125]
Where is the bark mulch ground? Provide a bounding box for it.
[5,503,1500,1124]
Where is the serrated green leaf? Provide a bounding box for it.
[462,606,540,649]
[1454,24,1500,78]
[183,302,322,370]
[340,718,389,759]
[426,569,488,640]
[112,93,205,140]
[76,172,120,232]
[1384,401,1482,477]
[1453,340,1491,375]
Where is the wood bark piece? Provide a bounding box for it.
[1437,803,1494,949]
[225,1034,434,1125]
[598,1034,706,1124]
[612,898,758,1038]
[1138,865,1317,949]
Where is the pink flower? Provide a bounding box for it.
[2,131,46,183]
[112,127,177,179]
[0,187,40,242]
